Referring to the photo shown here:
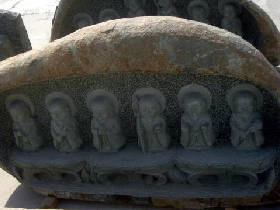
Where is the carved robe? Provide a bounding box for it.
[128,9,146,18]
[91,117,125,153]
[221,18,243,37]
[51,118,82,152]
[137,115,170,153]
[13,118,43,151]
[230,112,264,149]
[181,113,215,148]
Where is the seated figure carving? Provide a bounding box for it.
[99,9,120,23]
[72,13,93,30]
[6,95,44,151]
[178,84,215,150]
[87,90,126,153]
[124,0,146,18]
[188,0,210,24]
[46,92,82,152]
[154,0,178,16]
[227,84,264,150]
[132,88,170,153]
[0,34,16,61]
[219,0,244,37]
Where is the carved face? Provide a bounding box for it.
[128,0,141,12]
[91,99,113,122]
[9,103,30,123]
[158,0,172,7]
[76,19,91,29]
[50,102,71,122]
[234,93,255,119]
[192,6,207,22]
[184,96,206,120]
[139,97,160,119]
[223,3,237,19]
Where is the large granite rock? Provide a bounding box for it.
[50,0,280,66]
[0,17,280,209]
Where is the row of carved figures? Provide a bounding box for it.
[73,0,243,37]
[6,83,264,153]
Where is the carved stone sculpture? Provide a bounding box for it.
[132,88,170,153]
[227,84,264,150]
[0,34,16,61]
[219,0,244,37]
[87,90,126,153]
[178,84,215,149]
[99,9,120,23]
[72,13,93,30]
[124,0,146,18]
[46,92,82,152]
[6,94,43,151]
[188,0,210,24]
[154,0,178,16]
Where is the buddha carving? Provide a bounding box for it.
[132,88,170,153]
[6,95,44,151]
[87,90,126,153]
[46,92,82,152]
[178,84,215,150]
[227,84,264,150]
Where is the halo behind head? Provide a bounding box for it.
[178,84,212,110]
[6,94,35,115]
[124,0,146,8]
[132,88,166,112]
[99,9,120,23]
[45,92,76,116]
[218,0,242,16]
[72,13,93,29]
[226,84,263,111]
[188,0,210,18]
[86,90,119,113]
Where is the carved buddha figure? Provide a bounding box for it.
[133,88,170,153]
[87,90,125,153]
[188,0,210,24]
[6,95,43,151]
[227,85,264,150]
[219,1,244,37]
[46,92,82,152]
[178,85,215,149]
[0,34,16,61]
[156,0,178,16]
[73,13,93,30]
[124,0,146,18]
[99,9,120,23]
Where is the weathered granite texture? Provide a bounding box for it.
[0,9,32,61]
[50,0,280,66]
[0,17,280,208]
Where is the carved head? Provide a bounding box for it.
[183,93,206,119]
[73,13,93,30]
[158,0,173,7]
[99,9,120,23]
[138,95,161,118]
[223,3,237,18]
[8,100,31,123]
[191,5,207,22]
[49,99,71,122]
[127,0,142,11]
[233,91,256,119]
[90,96,114,122]
[0,34,16,61]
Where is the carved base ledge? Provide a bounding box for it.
[10,144,277,199]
